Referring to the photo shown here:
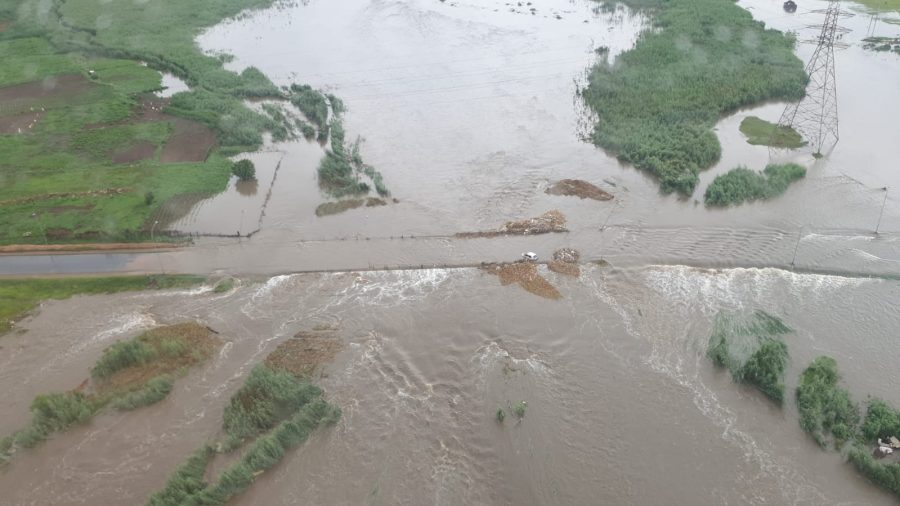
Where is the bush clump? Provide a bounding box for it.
[92,340,158,380]
[860,399,900,443]
[231,159,256,181]
[704,164,806,206]
[581,0,806,194]
[706,311,792,403]
[796,356,859,448]
[14,392,95,448]
[736,339,789,403]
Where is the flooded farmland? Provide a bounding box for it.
[2,0,900,504]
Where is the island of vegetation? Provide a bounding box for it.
[0,322,220,464]
[704,163,806,206]
[581,0,807,194]
[146,329,341,505]
[739,116,805,148]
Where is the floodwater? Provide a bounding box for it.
[2,0,900,504]
[2,267,900,505]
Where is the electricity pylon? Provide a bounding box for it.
[777,1,852,154]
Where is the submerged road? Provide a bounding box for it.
[2,225,898,278]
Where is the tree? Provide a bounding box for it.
[232,159,256,181]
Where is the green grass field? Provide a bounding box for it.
[582,0,807,194]
[0,275,204,334]
[0,0,289,244]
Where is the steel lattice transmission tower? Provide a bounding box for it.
[777,1,851,154]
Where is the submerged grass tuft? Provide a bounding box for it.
[111,375,174,411]
[222,365,323,450]
[739,116,805,148]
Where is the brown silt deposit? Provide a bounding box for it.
[546,179,613,201]
[482,261,562,299]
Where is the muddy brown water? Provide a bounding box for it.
[1,268,899,505]
[2,0,900,504]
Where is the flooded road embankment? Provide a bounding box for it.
[1,267,899,504]
[2,225,899,278]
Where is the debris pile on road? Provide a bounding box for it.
[457,210,568,238]
[482,261,562,300]
[548,248,581,277]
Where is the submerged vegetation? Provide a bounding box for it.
[582,0,806,194]
[706,310,792,403]
[0,323,219,463]
[704,163,806,206]
[318,116,390,198]
[0,275,203,334]
[739,116,805,148]
[796,356,859,448]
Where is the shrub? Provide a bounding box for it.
[231,159,256,181]
[112,375,174,411]
[860,399,900,443]
[92,340,158,380]
[796,356,860,448]
[513,401,527,419]
[144,191,155,206]
[704,164,806,206]
[737,339,788,403]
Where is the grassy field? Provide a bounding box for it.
[739,116,805,148]
[704,163,806,206]
[852,0,900,12]
[582,0,806,194]
[0,0,292,244]
[0,275,204,334]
